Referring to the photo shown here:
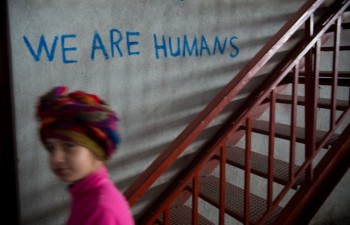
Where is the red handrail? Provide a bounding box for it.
[132,0,350,222]
[124,0,326,207]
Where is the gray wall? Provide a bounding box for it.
[7,0,349,225]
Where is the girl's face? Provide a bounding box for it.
[44,138,104,183]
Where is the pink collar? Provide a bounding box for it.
[68,166,109,197]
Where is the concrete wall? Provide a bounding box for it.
[7,0,349,225]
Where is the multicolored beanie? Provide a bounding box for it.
[36,86,119,159]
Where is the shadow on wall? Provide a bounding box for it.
[22,195,68,225]
[18,2,306,223]
[108,33,296,180]
[311,217,350,225]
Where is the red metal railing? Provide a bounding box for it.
[125,0,350,224]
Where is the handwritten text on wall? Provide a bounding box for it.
[23,28,240,63]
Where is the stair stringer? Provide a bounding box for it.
[270,123,350,225]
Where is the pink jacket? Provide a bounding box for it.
[67,167,135,225]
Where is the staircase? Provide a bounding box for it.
[124,0,350,224]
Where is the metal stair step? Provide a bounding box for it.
[157,205,215,225]
[298,76,350,87]
[187,175,282,225]
[217,146,304,188]
[283,72,350,87]
[285,71,350,78]
[274,94,349,111]
[321,45,350,51]
[242,120,339,147]
[326,22,350,33]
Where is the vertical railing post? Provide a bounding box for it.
[219,143,227,225]
[313,38,321,138]
[192,174,199,225]
[331,17,341,129]
[289,65,299,183]
[304,15,317,182]
[244,117,252,225]
[268,90,276,210]
[164,207,170,225]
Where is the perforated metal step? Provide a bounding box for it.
[275,94,349,111]
[156,205,214,225]
[298,76,350,87]
[321,45,350,51]
[327,21,350,32]
[243,120,339,147]
[187,175,283,225]
[218,146,304,188]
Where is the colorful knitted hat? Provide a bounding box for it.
[36,86,119,159]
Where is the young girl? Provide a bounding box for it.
[36,86,134,225]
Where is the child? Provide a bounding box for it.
[36,86,135,225]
